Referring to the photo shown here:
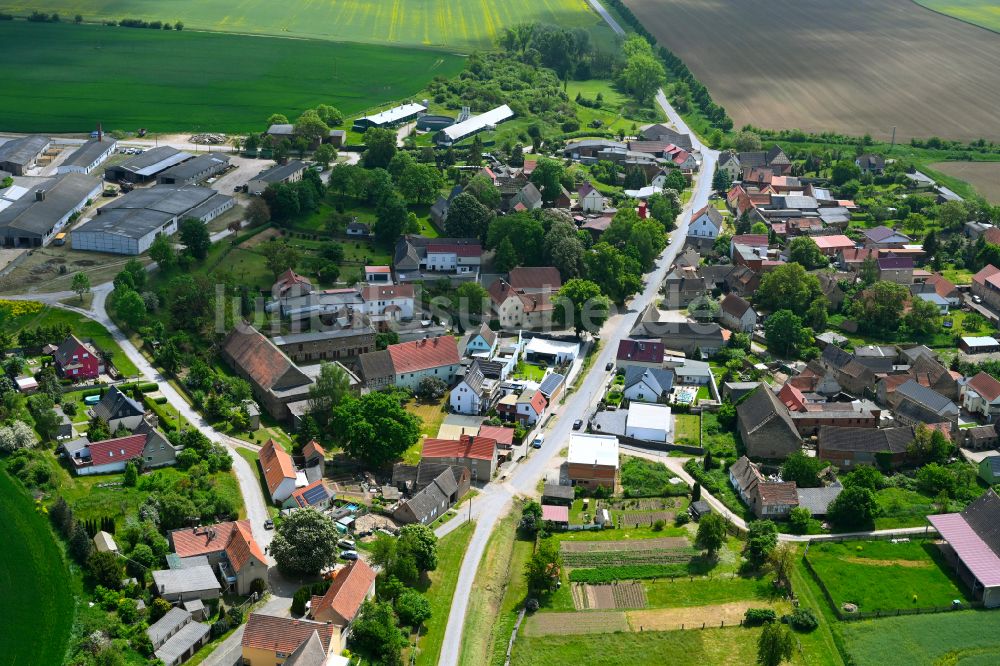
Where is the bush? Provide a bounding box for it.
[652,519,665,531]
[744,608,777,626]
[674,512,690,526]
[787,608,818,632]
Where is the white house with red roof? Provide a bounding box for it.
[488,278,555,330]
[578,182,605,213]
[258,439,297,503]
[387,335,461,390]
[963,372,1000,422]
[616,339,665,370]
[63,431,177,475]
[687,205,723,240]
[360,283,415,320]
[515,387,547,426]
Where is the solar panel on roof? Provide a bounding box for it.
[301,484,329,506]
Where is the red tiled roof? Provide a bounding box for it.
[541,504,569,522]
[926,273,959,296]
[86,433,147,464]
[274,269,311,296]
[226,520,267,572]
[617,339,664,364]
[778,383,806,412]
[387,336,460,375]
[973,264,1000,289]
[242,613,336,654]
[813,235,855,251]
[259,439,295,495]
[289,479,332,508]
[968,371,1000,402]
[426,242,482,257]
[360,284,415,301]
[508,267,562,292]
[840,248,877,263]
[422,434,497,461]
[721,293,752,318]
[757,482,799,507]
[983,227,1000,245]
[478,425,514,446]
[171,521,242,558]
[312,559,376,624]
[222,322,308,392]
[364,265,391,273]
[303,440,325,460]
[732,234,769,247]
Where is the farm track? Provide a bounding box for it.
[624,0,1000,141]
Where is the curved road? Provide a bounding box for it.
[436,93,720,666]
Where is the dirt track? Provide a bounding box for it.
[625,0,1000,141]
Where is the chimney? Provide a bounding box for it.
[638,201,648,219]
[97,123,103,142]
[35,189,46,202]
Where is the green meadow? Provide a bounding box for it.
[914,1,1000,33]
[0,21,465,133]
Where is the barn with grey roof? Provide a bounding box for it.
[105,146,193,183]
[0,135,50,175]
[0,173,101,247]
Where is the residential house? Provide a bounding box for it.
[812,235,856,257]
[978,455,1000,483]
[259,439,297,503]
[309,559,377,646]
[736,386,801,459]
[817,425,915,470]
[147,607,211,666]
[220,323,313,421]
[819,345,878,396]
[360,284,415,320]
[64,431,177,475]
[463,323,498,358]
[272,269,314,299]
[616,339,665,370]
[247,160,306,196]
[662,269,708,308]
[968,426,1000,452]
[639,124,693,151]
[920,274,961,306]
[567,433,620,490]
[578,182,605,213]
[630,308,725,357]
[152,565,222,602]
[241,613,339,666]
[507,266,562,294]
[963,372,1000,422]
[90,386,145,432]
[622,366,674,404]
[927,489,1000,608]
[720,294,757,333]
[169,520,267,596]
[511,388,547,426]
[838,247,878,272]
[393,466,470,524]
[488,279,554,330]
[893,379,959,428]
[662,357,712,385]
[856,154,886,175]
[386,336,461,390]
[973,264,1000,311]
[357,349,394,390]
[725,264,760,297]
[625,402,672,443]
[421,434,498,483]
[877,256,914,284]
[53,334,104,380]
[717,151,741,182]
[450,361,498,415]
[863,226,912,249]
[509,182,542,211]
[729,456,799,519]
[393,235,482,282]
[687,205,723,240]
[283,479,334,510]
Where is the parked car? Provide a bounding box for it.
[340,550,359,560]
[531,435,545,449]
[572,419,583,430]
[943,319,953,329]
[337,539,355,550]
[263,519,274,530]
[605,362,614,371]
[973,295,983,304]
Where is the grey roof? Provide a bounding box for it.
[690,500,711,516]
[74,184,226,239]
[0,135,49,167]
[92,386,144,423]
[639,124,692,150]
[623,366,674,394]
[113,146,192,177]
[542,483,575,500]
[737,386,798,440]
[62,138,116,168]
[152,565,221,597]
[359,349,394,381]
[821,345,855,370]
[155,620,210,665]
[282,630,329,666]
[969,427,999,443]
[538,372,566,398]
[462,361,486,395]
[959,489,1000,556]
[272,324,375,346]
[895,379,956,415]
[251,160,306,184]
[147,607,191,648]
[397,468,458,522]
[516,182,542,206]
[267,123,294,135]
[795,483,843,516]
[0,173,99,237]
[158,153,230,182]
[818,425,914,454]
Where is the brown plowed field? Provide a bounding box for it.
[930,162,1000,203]
[522,611,630,636]
[561,537,689,552]
[624,0,1000,141]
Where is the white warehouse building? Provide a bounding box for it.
[71,184,233,255]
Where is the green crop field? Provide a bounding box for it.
[0,21,465,133]
[0,469,74,666]
[914,1,1000,33]
[0,0,612,51]
[841,610,1000,666]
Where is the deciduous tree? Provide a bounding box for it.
[270,508,339,575]
[555,279,609,336]
[329,392,421,467]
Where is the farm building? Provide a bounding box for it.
[541,483,574,506]
[72,184,233,255]
[0,135,50,175]
[567,433,619,490]
[0,173,101,248]
[978,456,1000,484]
[421,434,497,483]
[272,326,376,365]
[57,138,118,175]
[929,489,1000,608]
[353,102,427,131]
[105,146,193,183]
[960,336,1000,354]
[157,153,230,185]
[147,607,211,666]
[541,504,569,527]
[435,104,514,146]
[736,385,801,459]
[816,425,914,470]
[152,565,222,602]
[247,160,306,195]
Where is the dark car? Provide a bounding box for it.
[572,419,583,430]
[605,362,614,371]
[943,319,953,329]
[263,519,274,530]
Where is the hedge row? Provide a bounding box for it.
[568,564,689,583]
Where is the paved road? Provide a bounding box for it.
[436,88,720,666]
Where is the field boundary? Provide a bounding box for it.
[907,0,1000,37]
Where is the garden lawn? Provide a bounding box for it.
[1,303,139,376]
[805,539,970,613]
[643,575,782,608]
[413,522,474,666]
[873,487,939,530]
[841,609,1000,666]
[513,361,547,382]
[0,468,74,666]
[0,22,467,133]
[673,414,700,446]
[404,396,448,464]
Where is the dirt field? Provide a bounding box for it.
[626,600,790,632]
[930,162,1000,203]
[625,0,1000,141]
[573,583,648,610]
[620,511,676,528]
[561,537,689,552]
[522,611,630,636]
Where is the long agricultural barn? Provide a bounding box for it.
[435,105,514,146]
[352,102,427,131]
[0,173,101,248]
[0,135,51,176]
[104,146,193,183]
[157,154,231,186]
[247,160,306,196]
[71,184,233,255]
[57,138,118,175]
